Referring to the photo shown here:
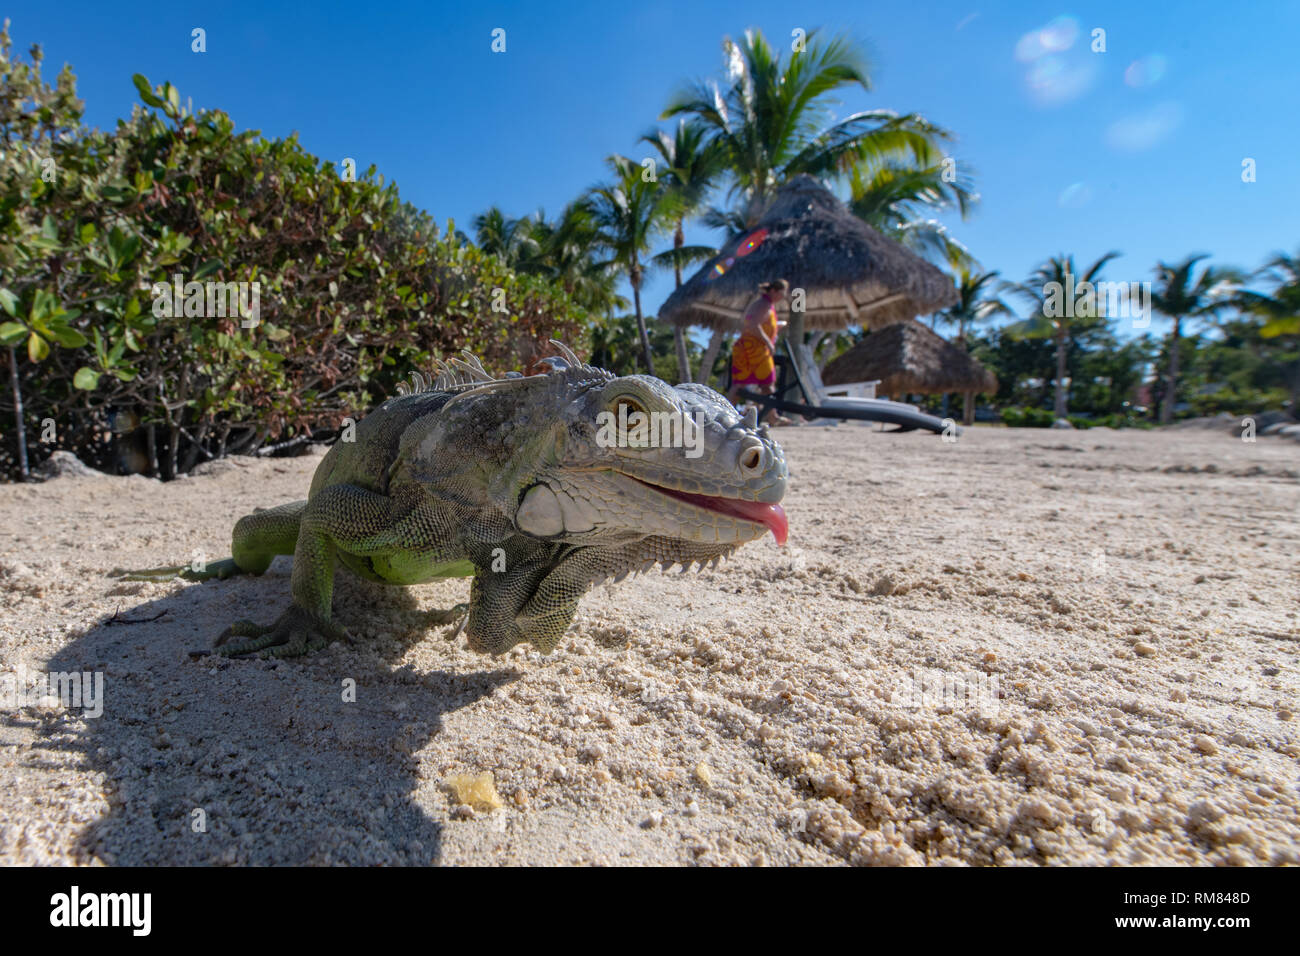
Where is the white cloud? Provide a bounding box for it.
[1104,102,1184,151]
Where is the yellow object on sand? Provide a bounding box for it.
[444,772,504,810]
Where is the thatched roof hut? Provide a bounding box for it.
[659,175,958,333]
[822,320,997,396]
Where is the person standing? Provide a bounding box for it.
[728,279,792,425]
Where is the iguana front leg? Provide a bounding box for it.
[465,537,737,656]
[216,485,407,658]
[466,544,616,655]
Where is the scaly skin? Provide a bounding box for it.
[117,347,789,658]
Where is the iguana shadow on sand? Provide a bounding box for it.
[28,568,514,865]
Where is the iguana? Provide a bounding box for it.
[119,344,789,658]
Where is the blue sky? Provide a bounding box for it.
[9,1,1299,342]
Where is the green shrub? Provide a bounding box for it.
[1086,412,1153,429]
[0,33,586,479]
[1188,385,1290,418]
[999,406,1154,429]
[999,406,1056,428]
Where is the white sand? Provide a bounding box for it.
[1,425,1297,865]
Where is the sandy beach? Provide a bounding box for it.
[1,424,1296,866]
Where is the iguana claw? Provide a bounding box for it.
[214,606,349,658]
[426,602,470,641]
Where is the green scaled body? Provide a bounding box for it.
[120,347,789,659]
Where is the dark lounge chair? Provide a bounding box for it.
[731,340,958,435]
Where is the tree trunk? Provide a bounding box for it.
[672,326,690,384]
[958,325,975,425]
[631,267,654,375]
[673,221,684,288]
[1054,325,1069,419]
[697,328,724,388]
[166,424,180,480]
[181,419,210,474]
[670,221,690,383]
[7,346,29,479]
[145,423,160,478]
[1161,316,1182,424]
[634,286,655,371]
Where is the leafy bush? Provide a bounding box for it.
[0,32,586,479]
[999,406,1157,429]
[1188,385,1290,418]
[999,406,1056,428]
[1086,412,1153,429]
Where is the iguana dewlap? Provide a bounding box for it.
[122,346,788,658]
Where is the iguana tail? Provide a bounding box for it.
[111,500,306,582]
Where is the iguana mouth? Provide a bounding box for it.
[631,477,788,546]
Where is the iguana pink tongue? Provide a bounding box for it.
[645,483,788,545]
[722,499,788,546]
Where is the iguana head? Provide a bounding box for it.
[515,368,789,551]
[396,350,788,559]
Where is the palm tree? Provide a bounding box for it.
[1228,248,1300,412]
[589,313,682,379]
[664,29,949,225]
[939,270,1009,344]
[1240,248,1300,339]
[527,202,627,317]
[848,160,978,269]
[472,206,534,266]
[1003,252,1120,419]
[642,119,725,381]
[936,269,1011,424]
[663,28,957,354]
[587,155,680,372]
[473,203,625,317]
[1150,254,1241,424]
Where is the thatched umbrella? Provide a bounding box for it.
[822,320,997,403]
[661,175,959,383]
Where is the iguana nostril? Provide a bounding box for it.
[741,447,762,471]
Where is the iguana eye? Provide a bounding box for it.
[606,394,653,448]
[609,395,647,419]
